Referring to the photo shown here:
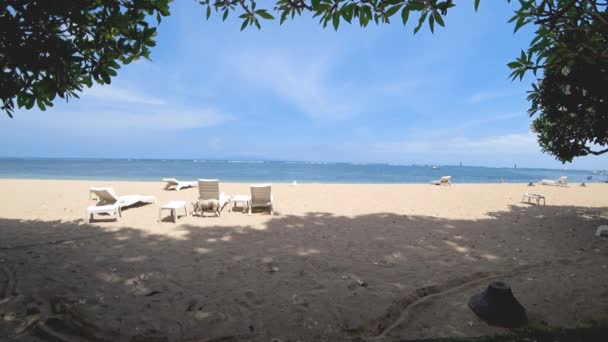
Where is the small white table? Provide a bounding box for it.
[159,201,188,222]
[231,195,251,212]
[522,193,546,206]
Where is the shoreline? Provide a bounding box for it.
[0,177,604,185]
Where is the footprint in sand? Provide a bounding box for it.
[238,290,264,309]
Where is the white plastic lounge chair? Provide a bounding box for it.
[89,186,107,200]
[539,176,568,186]
[197,179,231,216]
[248,184,273,215]
[430,176,452,186]
[162,178,197,191]
[86,187,156,223]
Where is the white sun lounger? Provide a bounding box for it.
[430,176,452,186]
[539,176,568,186]
[162,178,197,191]
[249,184,273,215]
[197,179,231,216]
[86,187,156,223]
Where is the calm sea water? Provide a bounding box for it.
[0,158,604,184]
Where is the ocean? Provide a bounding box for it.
[0,158,603,184]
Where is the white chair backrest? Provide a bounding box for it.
[198,179,220,200]
[163,178,179,184]
[251,184,272,204]
[441,176,451,183]
[92,188,119,204]
[559,176,568,183]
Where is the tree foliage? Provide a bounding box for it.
[1,0,607,163]
[0,0,170,117]
[510,0,608,162]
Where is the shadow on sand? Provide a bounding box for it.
[1,204,607,341]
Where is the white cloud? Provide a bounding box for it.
[221,50,423,120]
[74,109,235,131]
[224,51,352,119]
[84,86,165,105]
[468,90,514,104]
[373,132,538,155]
[5,107,235,134]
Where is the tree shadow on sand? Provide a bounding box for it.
[1,205,607,341]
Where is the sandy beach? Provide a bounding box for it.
[1,179,608,341]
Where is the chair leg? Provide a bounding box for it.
[269,204,273,215]
[86,211,90,224]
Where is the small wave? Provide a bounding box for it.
[227,160,264,164]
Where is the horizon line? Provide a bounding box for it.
[0,155,599,172]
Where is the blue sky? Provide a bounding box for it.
[1,1,606,169]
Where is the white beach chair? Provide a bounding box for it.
[197,179,231,216]
[86,187,156,223]
[430,176,452,186]
[539,176,568,186]
[248,184,273,215]
[162,178,197,191]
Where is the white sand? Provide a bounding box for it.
[0,179,607,340]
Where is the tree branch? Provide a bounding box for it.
[584,146,608,156]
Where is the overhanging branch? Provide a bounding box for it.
[584,146,608,155]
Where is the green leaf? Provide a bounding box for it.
[474,0,480,11]
[341,4,353,23]
[240,18,249,30]
[385,5,402,18]
[429,13,435,33]
[222,9,229,21]
[332,11,340,30]
[363,6,372,26]
[24,95,34,110]
[359,6,368,27]
[101,72,111,84]
[256,10,274,20]
[433,11,444,27]
[206,6,211,19]
[401,8,410,26]
[507,61,521,69]
[513,17,529,33]
[16,94,25,108]
[36,98,46,111]
[280,10,289,24]
[414,11,428,34]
